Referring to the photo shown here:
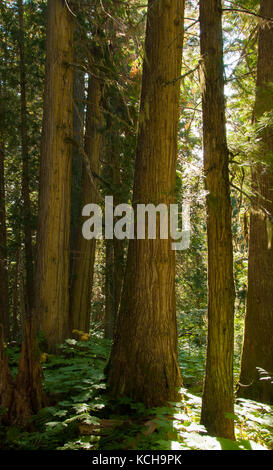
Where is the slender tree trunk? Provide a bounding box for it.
[104,237,125,340]
[0,118,9,340]
[35,0,75,351]
[238,0,273,404]
[70,67,85,256]
[17,0,34,316]
[11,241,20,341]
[106,0,184,408]
[199,0,235,439]
[104,239,115,339]
[69,65,84,326]
[18,239,26,336]
[70,74,103,333]
[0,44,9,340]
[104,133,125,340]
[0,325,14,423]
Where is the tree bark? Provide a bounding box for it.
[17,0,34,316]
[11,241,20,341]
[70,74,103,333]
[70,67,85,259]
[104,130,125,340]
[106,0,184,408]
[0,320,46,428]
[35,0,75,351]
[199,0,235,439]
[0,119,9,340]
[0,37,10,341]
[238,0,273,404]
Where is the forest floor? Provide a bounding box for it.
[1,329,273,451]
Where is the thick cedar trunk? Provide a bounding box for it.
[106,0,184,407]
[35,0,75,351]
[0,229,45,426]
[238,0,273,404]
[0,320,46,428]
[200,0,235,439]
[70,75,103,333]
[18,0,34,315]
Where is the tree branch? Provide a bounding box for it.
[222,7,273,23]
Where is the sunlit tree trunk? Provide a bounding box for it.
[106,0,184,407]
[238,0,273,404]
[200,0,235,439]
[35,0,75,351]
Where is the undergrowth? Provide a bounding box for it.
[0,328,272,451]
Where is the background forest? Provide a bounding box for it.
[0,0,273,452]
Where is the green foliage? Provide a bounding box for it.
[2,331,110,450]
[1,0,273,453]
[2,330,272,451]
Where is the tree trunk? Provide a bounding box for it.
[0,121,9,340]
[35,0,75,352]
[199,0,235,439]
[18,0,34,315]
[11,241,20,341]
[0,43,10,341]
[104,132,125,340]
[0,320,46,428]
[106,0,184,408]
[70,67,85,257]
[70,74,103,333]
[0,325,14,423]
[238,0,273,404]
[104,239,115,339]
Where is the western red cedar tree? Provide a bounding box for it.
[35,0,75,352]
[70,67,85,264]
[104,112,125,340]
[17,0,34,315]
[106,0,185,408]
[0,92,9,341]
[70,73,103,333]
[199,0,235,439]
[238,0,273,404]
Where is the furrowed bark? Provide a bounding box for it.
[238,0,273,404]
[200,0,235,439]
[70,74,103,333]
[35,0,75,351]
[18,0,34,315]
[106,0,184,408]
